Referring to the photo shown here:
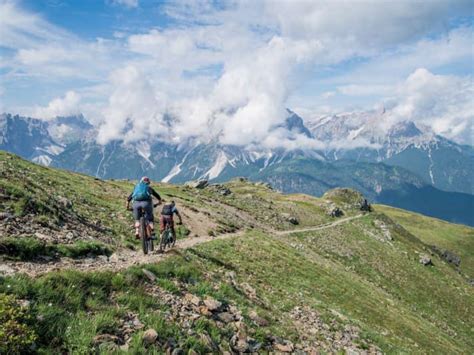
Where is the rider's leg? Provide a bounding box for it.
[134,221,140,238]
[170,219,176,241]
[160,216,166,234]
[144,201,155,238]
[148,222,156,239]
[132,202,141,239]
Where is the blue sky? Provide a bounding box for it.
[0,0,472,145]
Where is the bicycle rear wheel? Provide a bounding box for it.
[140,217,148,255]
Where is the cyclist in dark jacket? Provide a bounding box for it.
[126,176,162,239]
[160,200,182,241]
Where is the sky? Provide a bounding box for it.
[0,0,472,147]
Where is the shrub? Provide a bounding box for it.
[0,293,37,354]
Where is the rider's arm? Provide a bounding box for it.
[126,193,133,209]
[149,187,162,203]
[174,207,183,224]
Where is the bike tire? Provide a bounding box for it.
[140,217,148,255]
[148,237,154,252]
[159,231,166,252]
[166,230,173,249]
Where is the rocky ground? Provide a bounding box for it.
[91,267,381,354]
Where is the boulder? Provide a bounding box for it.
[441,250,461,267]
[142,269,157,282]
[184,293,201,306]
[274,341,294,353]
[142,329,158,345]
[203,297,222,311]
[57,196,73,209]
[419,254,432,266]
[219,187,232,196]
[241,283,257,300]
[231,334,249,353]
[217,312,235,323]
[185,180,209,189]
[329,207,344,218]
[288,216,299,225]
[248,310,269,326]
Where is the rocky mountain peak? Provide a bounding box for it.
[388,121,422,139]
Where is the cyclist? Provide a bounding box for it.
[160,200,183,243]
[126,176,162,239]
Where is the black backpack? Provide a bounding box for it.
[161,204,174,216]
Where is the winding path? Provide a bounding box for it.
[1,215,364,277]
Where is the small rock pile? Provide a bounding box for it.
[289,306,381,354]
[430,245,461,267]
[208,184,232,196]
[364,219,393,243]
[184,180,209,189]
[99,270,304,354]
[145,284,274,352]
[93,311,144,352]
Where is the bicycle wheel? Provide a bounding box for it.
[140,217,148,255]
[159,230,166,252]
[148,234,154,252]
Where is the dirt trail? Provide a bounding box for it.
[1,215,363,277]
[275,214,365,236]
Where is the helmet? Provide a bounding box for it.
[140,176,151,184]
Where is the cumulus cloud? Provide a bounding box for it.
[2,0,473,149]
[97,66,168,144]
[98,34,323,148]
[33,91,81,119]
[387,68,473,144]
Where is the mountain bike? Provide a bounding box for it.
[136,202,160,255]
[137,207,154,254]
[159,222,176,253]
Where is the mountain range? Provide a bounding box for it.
[1,111,473,226]
[0,150,473,353]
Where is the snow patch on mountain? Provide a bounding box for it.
[38,145,64,156]
[136,143,155,168]
[204,151,229,180]
[32,155,52,166]
[162,150,194,183]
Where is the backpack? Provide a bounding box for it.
[161,204,174,216]
[132,182,151,201]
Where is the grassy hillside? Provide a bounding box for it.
[1,151,473,354]
[377,204,474,278]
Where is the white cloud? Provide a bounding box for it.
[97,65,167,144]
[110,0,138,8]
[264,0,471,49]
[1,0,473,149]
[32,91,81,119]
[387,68,473,144]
